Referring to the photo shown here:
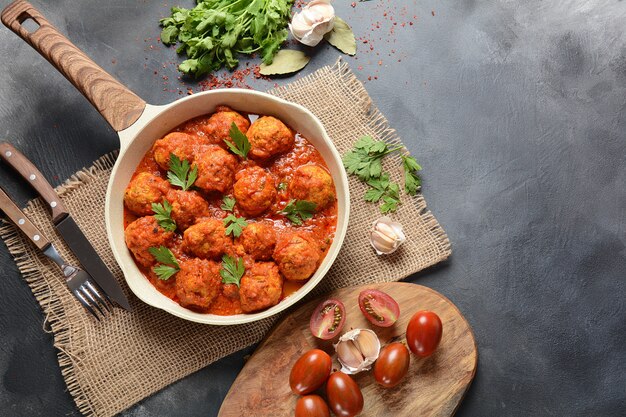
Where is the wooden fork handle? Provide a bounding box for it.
[0,142,68,223]
[1,0,146,132]
[0,186,50,251]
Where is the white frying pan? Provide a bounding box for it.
[2,0,350,324]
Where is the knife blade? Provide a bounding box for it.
[0,142,131,310]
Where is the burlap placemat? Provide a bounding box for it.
[0,59,450,417]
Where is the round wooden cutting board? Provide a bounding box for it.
[218,282,477,417]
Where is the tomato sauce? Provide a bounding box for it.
[123,110,338,315]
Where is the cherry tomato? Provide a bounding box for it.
[406,310,443,357]
[295,395,331,417]
[374,342,410,388]
[326,372,364,417]
[310,299,346,340]
[289,349,332,395]
[358,289,400,327]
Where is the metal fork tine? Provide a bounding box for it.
[80,285,106,317]
[85,280,111,313]
[74,289,100,321]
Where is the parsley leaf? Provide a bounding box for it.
[148,246,180,280]
[281,200,317,225]
[224,122,251,159]
[220,254,245,287]
[167,153,197,191]
[402,155,422,195]
[151,200,177,232]
[380,195,400,214]
[152,265,179,281]
[364,174,401,213]
[342,136,402,181]
[223,214,248,237]
[221,196,236,212]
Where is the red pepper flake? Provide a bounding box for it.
[409,21,414,26]
[432,10,435,16]
[378,60,382,66]
[351,1,356,7]
[358,65,363,70]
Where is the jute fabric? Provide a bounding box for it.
[0,59,450,416]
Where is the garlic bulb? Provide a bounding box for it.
[334,329,381,374]
[370,216,406,255]
[289,0,336,47]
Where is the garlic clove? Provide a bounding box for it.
[334,329,381,374]
[370,216,406,255]
[335,340,363,369]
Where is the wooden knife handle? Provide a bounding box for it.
[0,142,68,223]
[0,0,146,132]
[0,187,50,251]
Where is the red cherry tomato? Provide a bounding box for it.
[310,299,346,340]
[326,372,364,417]
[406,310,443,357]
[358,289,400,327]
[295,395,331,417]
[289,349,332,395]
[373,342,410,388]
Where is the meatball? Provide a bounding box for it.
[289,164,335,211]
[124,172,170,216]
[193,145,237,193]
[233,166,277,217]
[202,107,251,148]
[247,116,295,160]
[175,258,222,309]
[165,189,210,231]
[273,233,321,281]
[152,132,201,170]
[183,219,232,260]
[239,262,283,313]
[235,221,276,260]
[124,216,175,268]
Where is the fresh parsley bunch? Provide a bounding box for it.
[160,0,294,76]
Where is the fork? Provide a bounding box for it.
[0,186,110,319]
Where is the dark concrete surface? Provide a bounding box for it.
[0,0,625,416]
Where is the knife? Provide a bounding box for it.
[0,142,131,310]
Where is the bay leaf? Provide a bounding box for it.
[259,50,310,75]
[324,16,356,56]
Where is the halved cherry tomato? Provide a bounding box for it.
[358,289,400,327]
[289,349,332,395]
[326,372,364,417]
[406,310,443,357]
[309,299,346,340]
[295,395,331,417]
[374,342,410,388]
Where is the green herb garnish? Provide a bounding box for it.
[344,136,423,214]
[159,0,294,76]
[342,135,403,181]
[281,200,317,225]
[223,214,248,237]
[220,254,245,287]
[224,122,251,159]
[151,200,177,232]
[221,196,236,212]
[148,246,180,281]
[402,155,422,195]
[167,153,197,191]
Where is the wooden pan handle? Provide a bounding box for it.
[0,186,50,251]
[1,0,146,132]
[0,142,68,223]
